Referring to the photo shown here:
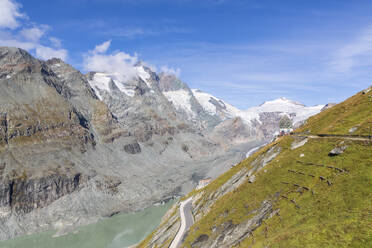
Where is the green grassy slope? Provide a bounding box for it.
[181,87,372,247]
[296,87,372,136]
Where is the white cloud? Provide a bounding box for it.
[100,26,192,39]
[35,45,68,60]
[84,40,139,81]
[330,25,372,72]
[160,65,181,77]
[104,27,147,38]
[0,0,68,61]
[0,36,34,50]
[0,35,67,60]
[230,72,304,83]
[20,25,49,42]
[142,62,157,72]
[93,40,111,53]
[0,0,25,29]
[49,37,62,48]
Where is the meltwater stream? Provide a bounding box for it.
[0,201,174,248]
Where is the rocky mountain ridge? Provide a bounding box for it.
[0,46,323,241]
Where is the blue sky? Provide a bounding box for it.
[1,0,372,108]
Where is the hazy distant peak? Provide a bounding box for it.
[259,97,305,108]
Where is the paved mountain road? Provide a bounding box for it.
[169,198,194,248]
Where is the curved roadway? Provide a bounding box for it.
[169,198,194,248]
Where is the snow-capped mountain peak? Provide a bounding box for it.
[251,98,304,113]
[87,64,324,139]
[192,89,324,128]
[248,97,324,125]
[258,97,305,109]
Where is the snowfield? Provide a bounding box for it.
[88,66,154,99]
[88,73,112,100]
[192,89,244,118]
[163,90,195,117]
[136,66,152,88]
[245,97,325,125]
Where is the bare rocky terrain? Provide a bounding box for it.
[0,47,322,241]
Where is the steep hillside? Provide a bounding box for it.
[140,86,372,247]
[296,86,372,135]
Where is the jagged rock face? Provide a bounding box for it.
[0,47,94,213]
[45,59,124,144]
[157,73,189,92]
[0,173,82,216]
[0,48,94,152]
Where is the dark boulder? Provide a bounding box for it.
[124,142,141,154]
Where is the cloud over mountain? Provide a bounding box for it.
[0,0,67,60]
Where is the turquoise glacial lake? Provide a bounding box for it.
[0,201,174,248]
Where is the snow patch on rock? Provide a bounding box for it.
[163,90,194,117]
[112,79,136,97]
[191,89,221,115]
[88,73,112,100]
[136,66,151,88]
[88,72,137,99]
[192,89,254,122]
